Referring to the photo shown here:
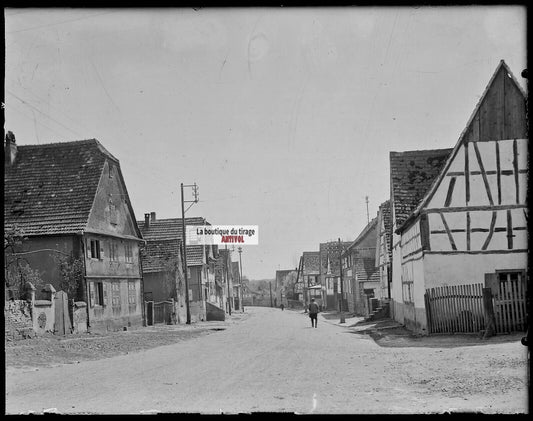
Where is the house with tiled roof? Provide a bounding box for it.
[275,269,298,307]
[319,241,351,310]
[137,213,219,322]
[301,251,324,308]
[391,60,528,334]
[342,217,380,316]
[375,200,393,301]
[389,148,452,331]
[4,134,145,333]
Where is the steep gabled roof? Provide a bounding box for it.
[397,60,528,233]
[137,217,208,266]
[390,148,452,230]
[345,217,378,253]
[319,241,352,275]
[4,138,142,238]
[302,251,320,274]
[375,200,393,264]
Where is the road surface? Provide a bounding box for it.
[5,306,528,414]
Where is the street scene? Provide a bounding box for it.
[4,6,529,416]
[5,307,528,414]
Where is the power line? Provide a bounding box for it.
[6,90,84,138]
[6,11,117,34]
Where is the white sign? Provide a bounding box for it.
[186,225,259,245]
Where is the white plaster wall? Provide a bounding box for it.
[423,252,528,289]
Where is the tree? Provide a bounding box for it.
[4,225,44,300]
[53,254,84,301]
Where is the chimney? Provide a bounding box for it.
[150,212,156,222]
[4,131,18,166]
[144,213,150,228]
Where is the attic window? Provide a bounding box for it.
[109,165,114,179]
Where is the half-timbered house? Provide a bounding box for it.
[393,60,528,333]
[4,135,145,332]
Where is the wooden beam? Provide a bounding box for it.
[440,213,457,251]
[425,249,527,255]
[466,211,471,251]
[481,211,497,250]
[496,141,501,205]
[444,177,456,207]
[506,209,513,249]
[473,141,494,205]
[513,139,519,204]
[424,203,526,214]
[464,142,470,204]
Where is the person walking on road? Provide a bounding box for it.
[308,298,319,328]
[280,303,285,311]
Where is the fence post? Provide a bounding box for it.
[482,287,496,339]
[424,292,430,334]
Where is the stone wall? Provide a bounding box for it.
[4,300,35,341]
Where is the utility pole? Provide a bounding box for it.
[269,281,273,307]
[181,182,199,324]
[338,238,345,324]
[224,245,232,315]
[238,246,243,312]
[366,196,370,224]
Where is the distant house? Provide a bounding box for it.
[138,214,216,322]
[231,261,243,311]
[301,251,323,308]
[218,248,234,313]
[275,269,297,306]
[4,136,145,332]
[375,200,393,301]
[342,217,380,316]
[319,241,351,311]
[137,212,186,324]
[393,60,528,334]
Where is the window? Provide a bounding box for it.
[125,243,133,263]
[111,282,121,315]
[90,281,106,307]
[128,281,137,312]
[109,241,118,262]
[89,239,101,259]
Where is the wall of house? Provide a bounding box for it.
[423,252,528,288]
[143,271,176,303]
[6,235,80,299]
[391,231,404,324]
[85,160,140,240]
[87,278,142,332]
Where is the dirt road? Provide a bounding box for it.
[5,307,528,414]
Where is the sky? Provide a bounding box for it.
[4,6,527,280]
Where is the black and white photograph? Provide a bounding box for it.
[4,5,529,415]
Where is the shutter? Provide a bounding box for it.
[89,282,95,307]
[103,284,108,306]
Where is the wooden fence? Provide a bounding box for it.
[493,276,527,334]
[424,283,485,334]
